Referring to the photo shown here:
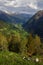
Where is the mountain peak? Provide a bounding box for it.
[32,10,43,20]
[37,10,43,13]
[36,10,43,16]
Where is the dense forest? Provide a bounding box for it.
[0,20,43,56]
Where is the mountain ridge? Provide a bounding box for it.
[23,10,43,38]
[0,10,32,24]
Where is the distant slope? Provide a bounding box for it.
[11,13,32,24]
[0,20,20,30]
[0,11,32,24]
[23,10,43,38]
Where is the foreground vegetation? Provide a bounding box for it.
[0,51,43,65]
[0,21,43,65]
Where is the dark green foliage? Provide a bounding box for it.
[26,34,41,56]
[0,32,8,51]
[8,34,21,53]
[0,20,43,56]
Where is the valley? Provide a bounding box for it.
[0,10,43,65]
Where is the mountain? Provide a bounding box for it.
[11,13,32,24]
[23,10,43,38]
[0,11,32,24]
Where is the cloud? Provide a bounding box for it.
[26,0,38,9]
[37,0,43,9]
[0,0,43,14]
[27,3,38,9]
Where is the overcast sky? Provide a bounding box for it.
[0,0,43,14]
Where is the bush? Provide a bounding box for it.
[8,33,21,53]
[0,33,8,51]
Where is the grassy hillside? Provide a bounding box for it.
[0,51,43,65]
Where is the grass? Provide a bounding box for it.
[0,51,43,65]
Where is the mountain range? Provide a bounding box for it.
[0,11,32,24]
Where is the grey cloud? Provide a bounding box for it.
[0,0,43,14]
[37,0,43,9]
